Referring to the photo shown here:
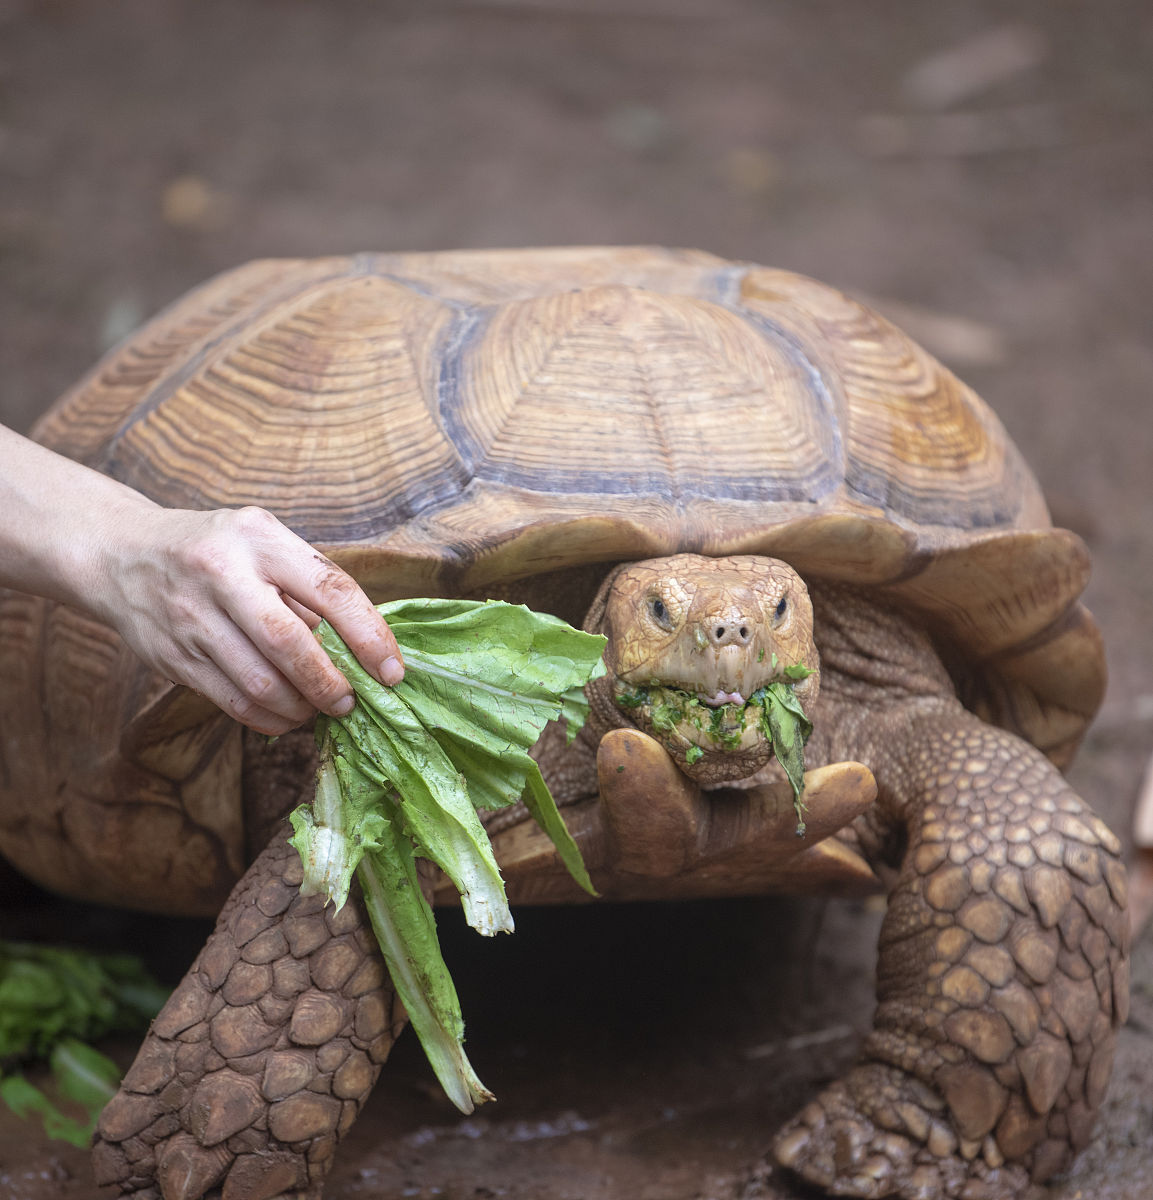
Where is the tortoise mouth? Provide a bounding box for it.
[614,681,770,766]
[700,689,747,707]
[612,667,815,785]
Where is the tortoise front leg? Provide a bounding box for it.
[92,834,404,1200]
[773,707,1129,1200]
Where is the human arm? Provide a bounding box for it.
[0,424,403,735]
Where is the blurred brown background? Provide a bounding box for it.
[2,2,1152,1198]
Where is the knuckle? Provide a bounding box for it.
[229,696,295,736]
[233,505,280,535]
[183,532,229,576]
[312,560,363,608]
[192,507,280,570]
[293,658,346,707]
[260,616,339,700]
[178,507,284,579]
[258,606,306,654]
[228,692,261,721]
[239,668,280,705]
[228,692,274,728]
[167,594,199,627]
[236,671,312,725]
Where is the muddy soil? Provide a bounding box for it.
[2,2,1153,1198]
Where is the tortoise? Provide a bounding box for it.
[0,246,1128,1200]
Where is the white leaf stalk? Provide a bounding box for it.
[290,742,358,908]
[357,845,494,1113]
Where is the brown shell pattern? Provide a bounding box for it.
[33,246,1104,765]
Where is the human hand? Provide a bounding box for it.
[1,425,401,735]
[91,504,403,735]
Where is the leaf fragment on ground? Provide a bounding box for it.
[0,941,166,1143]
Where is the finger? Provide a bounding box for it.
[189,618,320,727]
[266,541,402,686]
[305,560,404,686]
[221,590,358,719]
[282,594,322,628]
[225,695,310,738]
[174,647,314,736]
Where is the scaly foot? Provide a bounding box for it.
[771,1064,1030,1200]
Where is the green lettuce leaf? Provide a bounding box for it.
[0,941,167,1063]
[289,598,605,1113]
[0,942,166,1144]
[751,680,813,836]
[0,1037,120,1147]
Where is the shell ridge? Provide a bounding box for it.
[634,316,684,505]
[723,300,845,505]
[98,266,366,481]
[351,251,377,276]
[706,262,756,308]
[365,267,475,308]
[434,304,492,483]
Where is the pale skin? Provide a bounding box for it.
[0,424,403,735]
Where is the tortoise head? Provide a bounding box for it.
[586,554,820,784]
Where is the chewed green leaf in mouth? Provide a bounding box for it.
[614,669,814,835]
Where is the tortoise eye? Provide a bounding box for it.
[772,596,788,625]
[649,597,672,627]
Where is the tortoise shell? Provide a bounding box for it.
[0,246,1103,911]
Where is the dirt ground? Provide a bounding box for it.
[2,2,1153,1198]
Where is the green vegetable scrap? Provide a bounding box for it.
[289,598,606,1114]
[0,941,168,1145]
[749,676,814,837]
[616,663,815,835]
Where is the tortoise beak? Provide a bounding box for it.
[651,605,778,701]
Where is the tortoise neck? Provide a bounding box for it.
[808,582,954,705]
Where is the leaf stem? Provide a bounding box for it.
[355,853,493,1114]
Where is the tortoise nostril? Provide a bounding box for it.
[710,621,752,646]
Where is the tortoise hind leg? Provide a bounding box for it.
[772,708,1129,1200]
[93,835,403,1200]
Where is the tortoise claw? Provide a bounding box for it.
[594,728,880,899]
[595,727,707,876]
[476,729,880,904]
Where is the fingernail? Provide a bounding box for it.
[332,694,355,717]
[379,655,404,686]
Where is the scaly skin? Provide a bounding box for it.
[93,836,403,1200]
[769,586,1129,1199]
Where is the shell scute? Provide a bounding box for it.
[109,273,468,541]
[444,284,843,509]
[740,268,1048,532]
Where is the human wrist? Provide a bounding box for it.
[68,485,164,625]
[0,423,162,619]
